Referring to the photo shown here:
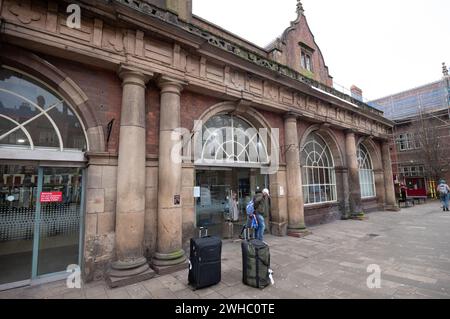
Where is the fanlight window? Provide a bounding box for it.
[198,114,269,166]
[0,67,87,151]
[301,133,337,204]
[358,144,376,198]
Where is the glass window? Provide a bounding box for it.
[301,52,313,72]
[0,67,87,151]
[200,114,269,166]
[358,144,376,198]
[300,133,337,204]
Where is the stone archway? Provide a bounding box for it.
[0,44,105,152]
[357,137,385,208]
[299,124,345,167]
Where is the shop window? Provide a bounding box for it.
[300,133,337,204]
[0,67,87,151]
[357,144,376,198]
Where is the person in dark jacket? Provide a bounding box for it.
[253,189,269,241]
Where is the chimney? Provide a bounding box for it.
[350,85,363,101]
[166,0,192,22]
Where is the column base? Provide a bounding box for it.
[151,260,189,275]
[349,212,367,220]
[269,221,288,237]
[287,226,311,238]
[150,249,188,275]
[106,261,155,288]
[385,205,400,212]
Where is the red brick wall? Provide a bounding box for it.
[180,91,221,130]
[146,84,161,156]
[43,55,122,153]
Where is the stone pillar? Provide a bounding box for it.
[381,141,399,211]
[107,68,154,288]
[344,130,363,218]
[284,114,307,235]
[151,77,188,274]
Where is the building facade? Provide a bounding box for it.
[371,70,450,199]
[0,0,396,289]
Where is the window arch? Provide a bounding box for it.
[358,144,376,198]
[0,66,87,152]
[300,133,337,204]
[198,114,269,166]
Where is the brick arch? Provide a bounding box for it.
[299,124,345,167]
[0,44,105,152]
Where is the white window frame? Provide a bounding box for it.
[301,134,337,206]
[357,144,376,198]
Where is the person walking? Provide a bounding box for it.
[437,179,450,212]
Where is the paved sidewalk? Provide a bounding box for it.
[1,201,450,299]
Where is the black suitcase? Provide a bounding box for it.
[188,227,222,290]
[241,227,271,289]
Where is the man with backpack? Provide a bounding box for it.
[437,179,450,212]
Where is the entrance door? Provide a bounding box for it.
[0,164,84,288]
[195,168,268,238]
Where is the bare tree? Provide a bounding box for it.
[411,110,450,181]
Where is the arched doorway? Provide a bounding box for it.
[193,108,274,238]
[0,66,88,289]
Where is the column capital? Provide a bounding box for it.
[344,128,357,136]
[157,76,188,94]
[118,66,152,88]
[284,112,298,122]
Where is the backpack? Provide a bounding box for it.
[246,201,255,216]
[438,184,449,195]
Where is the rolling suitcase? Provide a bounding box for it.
[188,227,222,290]
[241,226,272,289]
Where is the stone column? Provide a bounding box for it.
[344,130,363,218]
[151,77,187,274]
[284,113,307,235]
[381,140,399,211]
[107,68,154,288]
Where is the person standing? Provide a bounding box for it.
[229,190,239,222]
[437,179,450,212]
[253,189,270,241]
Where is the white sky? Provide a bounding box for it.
[192,0,450,101]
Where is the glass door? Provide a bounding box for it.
[36,167,83,277]
[0,164,38,285]
[0,164,84,288]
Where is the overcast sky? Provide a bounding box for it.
[193,0,450,101]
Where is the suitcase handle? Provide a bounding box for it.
[243,226,255,240]
[199,227,208,238]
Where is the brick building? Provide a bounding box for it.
[371,67,450,199]
[0,0,396,289]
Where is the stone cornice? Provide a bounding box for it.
[0,0,393,138]
[111,0,387,121]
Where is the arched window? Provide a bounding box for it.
[198,114,269,166]
[358,144,376,198]
[300,133,337,204]
[0,66,87,152]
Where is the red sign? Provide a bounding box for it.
[40,192,63,203]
